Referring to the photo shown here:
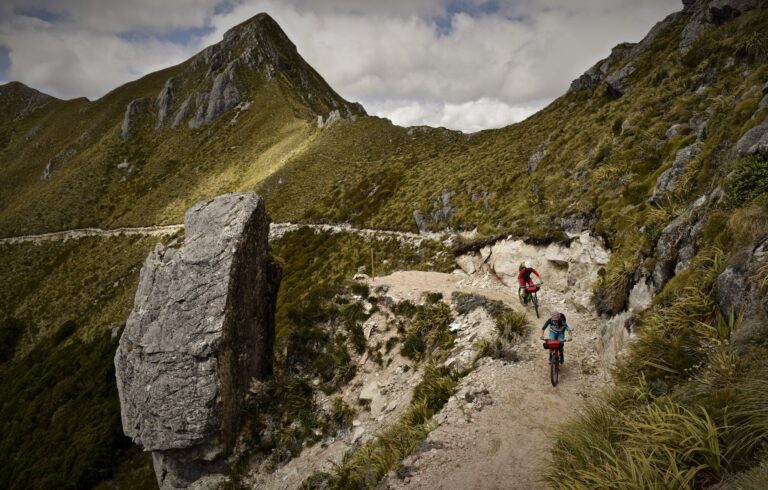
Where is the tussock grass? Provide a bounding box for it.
[327,363,460,489]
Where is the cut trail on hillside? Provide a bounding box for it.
[371,270,611,489]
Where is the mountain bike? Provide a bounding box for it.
[518,282,542,318]
[541,338,571,387]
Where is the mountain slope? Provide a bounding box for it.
[1,1,768,488]
[0,13,363,237]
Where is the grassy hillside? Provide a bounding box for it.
[1,2,768,488]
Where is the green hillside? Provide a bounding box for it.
[1,2,768,488]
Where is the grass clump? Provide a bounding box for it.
[400,300,454,361]
[728,156,768,204]
[324,363,460,489]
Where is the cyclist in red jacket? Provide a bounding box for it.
[517,261,542,304]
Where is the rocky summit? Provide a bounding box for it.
[115,193,281,488]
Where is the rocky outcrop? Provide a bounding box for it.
[155,79,174,129]
[121,98,147,140]
[680,0,761,50]
[718,238,767,318]
[568,43,636,93]
[526,142,547,174]
[719,238,768,352]
[165,13,364,130]
[115,192,281,488]
[735,115,768,157]
[652,193,712,290]
[649,142,703,205]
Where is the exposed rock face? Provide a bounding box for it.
[164,13,365,130]
[680,0,761,50]
[735,115,768,157]
[526,144,546,174]
[155,79,174,129]
[568,43,636,93]
[653,194,710,290]
[115,192,281,488]
[717,239,767,317]
[649,142,703,205]
[121,98,147,140]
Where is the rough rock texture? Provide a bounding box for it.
[653,194,711,290]
[720,239,768,353]
[430,190,457,225]
[484,232,611,311]
[717,238,768,319]
[121,98,147,140]
[167,13,364,129]
[155,79,175,129]
[735,115,768,157]
[568,43,636,93]
[526,144,546,174]
[115,192,281,488]
[649,142,702,205]
[680,0,761,50]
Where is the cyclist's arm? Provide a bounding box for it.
[541,319,551,338]
[564,322,573,340]
[532,268,542,281]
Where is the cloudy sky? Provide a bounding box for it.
[0,1,679,132]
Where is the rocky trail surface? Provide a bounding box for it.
[375,269,611,489]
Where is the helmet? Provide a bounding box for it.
[519,262,526,270]
[524,260,532,269]
[551,312,562,323]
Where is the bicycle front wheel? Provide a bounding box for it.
[551,356,559,386]
[533,293,540,318]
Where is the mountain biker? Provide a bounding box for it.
[540,312,572,364]
[517,260,542,304]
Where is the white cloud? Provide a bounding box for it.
[0,0,681,130]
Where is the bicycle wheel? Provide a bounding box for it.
[550,352,559,386]
[518,287,525,305]
[532,292,540,318]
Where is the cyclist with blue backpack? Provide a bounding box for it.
[540,312,572,364]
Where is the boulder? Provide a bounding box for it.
[649,142,702,206]
[735,115,768,157]
[115,192,281,489]
[665,123,689,139]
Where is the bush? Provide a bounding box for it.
[0,317,24,363]
[401,301,454,361]
[728,156,768,203]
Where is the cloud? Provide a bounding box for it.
[0,0,680,130]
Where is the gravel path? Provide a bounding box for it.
[373,270,611,490]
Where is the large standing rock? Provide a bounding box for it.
[115,192,281,488]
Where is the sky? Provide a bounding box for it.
[0,1,680,132]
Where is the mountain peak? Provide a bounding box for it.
[146,11,364,131]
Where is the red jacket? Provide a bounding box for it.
[517,267,541,286]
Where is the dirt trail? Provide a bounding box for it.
[372,270,611,490]
[0,224,184,245]
[0,222,446,245]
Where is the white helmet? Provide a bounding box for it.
[524,260,532,268]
